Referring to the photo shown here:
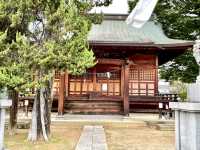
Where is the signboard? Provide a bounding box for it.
[24,100,29,106]
[159,103,163,109]
[102,83,108,92]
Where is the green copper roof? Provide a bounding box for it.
[88,19,193,47]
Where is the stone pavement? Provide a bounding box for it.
[53,114,123,122]
[9,112,174,123]
[75,126,108,150]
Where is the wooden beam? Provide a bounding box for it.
[97,58,125,66]
[123,64,130,115]
[58,73,65,115]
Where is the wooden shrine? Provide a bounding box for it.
[49,14,194,115]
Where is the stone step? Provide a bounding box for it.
[146,121,175,131]
[155,124,175,131]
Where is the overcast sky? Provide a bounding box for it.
[90,0,129,14]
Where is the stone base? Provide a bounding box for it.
[170,102,200,150]
[188,83,200,102]
[170,102,200,112]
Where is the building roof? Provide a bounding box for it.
[88,15,193,48]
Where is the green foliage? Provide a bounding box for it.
[128,0,137,13]
[0,0,112,92]
[170,81,188,101]
[128,0,200,83]
[0,31,32,91]
[155,0,200,83]
[159,51,199,83]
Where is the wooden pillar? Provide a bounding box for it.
[155,56,159,95]
[123,64,130,115]
[121,65,124,97]
[65,72,69,97]
[58,73,65,115]
[93,68,97,91]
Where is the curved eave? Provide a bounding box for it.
[158,41,194,48]
[89,40,194,49]
[89,40,155,47]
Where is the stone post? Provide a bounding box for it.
[0,100,12,150]
[170,40,200,150]
[170,102,200,150]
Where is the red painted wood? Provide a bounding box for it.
[58,74,65,115]
[97,58,125,65]
[65,72,69,97]
[123,64,130,115]
[155,56,159,95]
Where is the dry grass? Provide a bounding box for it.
[4,121,175,150]
[5,122,82,150]
[105,121,175,150]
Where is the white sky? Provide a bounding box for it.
[90,0,129,14]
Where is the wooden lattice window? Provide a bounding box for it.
[129,65,156,96]
[68,65,121,96]
[69,70,93,95]
[96,70,121,96]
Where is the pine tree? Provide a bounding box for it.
[0,0,112,141]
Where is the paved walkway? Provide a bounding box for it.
[75,126,108,150]
[13,112,174,123]
[53,114,123,122]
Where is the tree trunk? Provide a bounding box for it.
[28,87,49,141]
[47,75,54,135]
[28,72,54,142]
[8,89,19,135]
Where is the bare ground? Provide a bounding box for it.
[4,121,175,150]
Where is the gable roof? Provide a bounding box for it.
[88,14,193,48]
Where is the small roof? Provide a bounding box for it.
[88,15,193,48]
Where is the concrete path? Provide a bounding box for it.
[75,126,108,150]
[12,112,174,123]
[54,114,123,122]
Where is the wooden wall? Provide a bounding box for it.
[128,55,157,96]
[68,65,121,97]
[54,56,158,114]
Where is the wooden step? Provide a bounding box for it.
[65,108,122,114]
[65,104,121,110]
[130,109,159,113]
[65,102,122,107]
[64,100,123,114]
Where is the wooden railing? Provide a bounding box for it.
[157,94,178,118]
[129,93,178,113]
[157,93,178,102]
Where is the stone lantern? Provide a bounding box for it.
[0,88,12,150]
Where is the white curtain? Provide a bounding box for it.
[126,0,158,28]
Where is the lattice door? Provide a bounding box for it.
[129,65,156,96]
